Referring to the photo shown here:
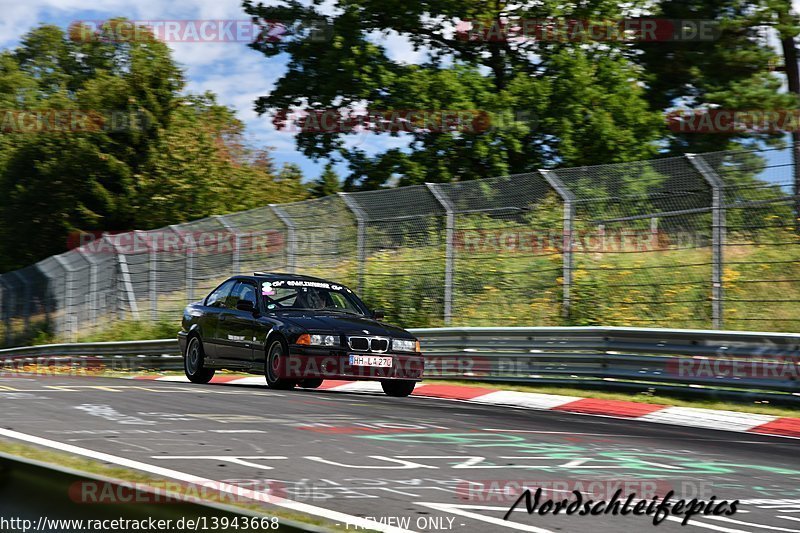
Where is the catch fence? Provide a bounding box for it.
[1,144,797,344]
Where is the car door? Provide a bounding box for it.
[215,281,258,366]
[200,279,237,359]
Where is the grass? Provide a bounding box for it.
[0,439,350,531]
[431,379,800,418]
[76,320,179,343]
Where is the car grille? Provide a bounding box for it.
[348,336,389,353]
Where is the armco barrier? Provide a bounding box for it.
[0,327,797,401]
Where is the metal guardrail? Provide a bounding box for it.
[413,327,800,403]
[0,452,328,532]
[0,339,182,371]
[0,327,797,401]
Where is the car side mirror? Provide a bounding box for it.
[372,309,385,320]
[236,300,256,313]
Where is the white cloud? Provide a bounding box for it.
[369,29,427,64]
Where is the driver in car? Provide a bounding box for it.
[294,287,327,310]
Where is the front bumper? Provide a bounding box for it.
[284,346,424,381]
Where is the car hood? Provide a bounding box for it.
[280,312,414,338]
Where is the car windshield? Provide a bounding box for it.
[259,280,366,315]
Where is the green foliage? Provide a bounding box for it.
[638,0,797,153]
[243,0,664,189]
[309,162,341,197]
[76,320,179,343]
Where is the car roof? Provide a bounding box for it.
[250,272,334,283]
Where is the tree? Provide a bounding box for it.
[274,163,308,201]
[0,22,297,271]
[637,0,796,154]
[309,162,341,197]
[243,0,665,189]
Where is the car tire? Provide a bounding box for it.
[381,380,416,397]
[184,336,215,384]
[299,378,324,389]
[265,339,296,390]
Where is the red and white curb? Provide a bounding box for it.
[132,375,800,439]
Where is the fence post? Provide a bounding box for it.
[337,193,367,293]
[426,183,455,326]
[52,255,77,342]
[540,170,576,320]
[270,205,296,274]
[686,153,725,329]
[76,249,99,331]
[216,215,240,275]
[0,276,11,346]
[109,235,140,321]
[169,226,194,303]
[135,231,158,322]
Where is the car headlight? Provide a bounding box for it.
[309,334,339,347]
[392,338,419,352]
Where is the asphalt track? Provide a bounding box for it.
[0,374,799,533]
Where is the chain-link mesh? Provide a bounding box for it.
[2,143,799,345]
[553,156,714,328]
[699,146,797,329]
[433,172,561,325]
[344,186,447,327]
[278,195,358,285]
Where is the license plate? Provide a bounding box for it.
[349,354,393,367]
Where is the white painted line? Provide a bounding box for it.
[154,376,190,382]
[483,429,629,436]
[415,502,554,532]
[327,382,384,393]
[226,377,266,386]
[781,517,800,522]
[705,516,800,532]
[664,516,749,532]
[474,391,579,410]
[0,428,416,533]
[638,407,777,432]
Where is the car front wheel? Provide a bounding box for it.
[381,380,416,397]
[265,339,296,390]
[184,336,215,384]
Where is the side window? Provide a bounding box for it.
[231,282,258,309]
[205,280,236,308]
[237,282,258,307]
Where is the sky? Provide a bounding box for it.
[1,1,798,184]
[0,0,424,183]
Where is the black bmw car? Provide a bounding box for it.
[178,273,424,396]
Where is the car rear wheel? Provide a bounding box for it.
[265,339,296,390]
[299,378,324,389]
[381,380,416,397]
[184,336,215,384]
